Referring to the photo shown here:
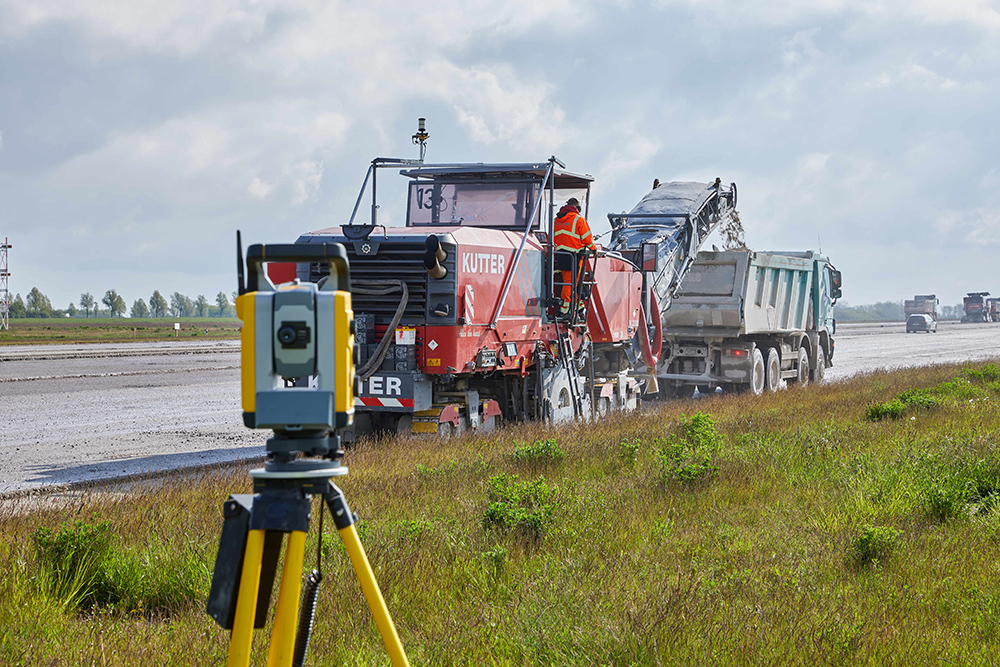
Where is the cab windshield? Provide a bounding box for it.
[406,180,587,229]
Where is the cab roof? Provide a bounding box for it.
[398,163,594,189]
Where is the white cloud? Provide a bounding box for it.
[595,122,661,189]
[428,62,568,151]
[247,177,273,200]
[46,100,350,211]
[935,208,1000,244]
[859,63,980,92]
[2,0,1000,311]
[0,0,274,56]
[754,29,827,119]
[649,0,1000,32]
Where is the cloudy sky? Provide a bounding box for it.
[1,0,998,312]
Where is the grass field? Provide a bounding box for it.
[0,317,241,344]
[2,363,999,665]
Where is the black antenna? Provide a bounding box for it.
[237,230,246,296]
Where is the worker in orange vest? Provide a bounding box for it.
[553,197,596,315]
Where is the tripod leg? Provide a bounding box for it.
[325,483,410,667]
[228,529,266,667]
[339,523,411,667]
[265,530,307,667]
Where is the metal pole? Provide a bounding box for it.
[547,157,556,320]
[0,238,10,331]
[347,165,375,227]
[371,163,378,226]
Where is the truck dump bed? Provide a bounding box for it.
[663,251,821,337]
[904,295,937,318]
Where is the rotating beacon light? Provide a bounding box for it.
[235,235,357,461]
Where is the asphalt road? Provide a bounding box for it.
[825,319,1000,380]
[0,340,265,495]
[2,322,999,494]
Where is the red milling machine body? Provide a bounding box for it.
[280,156,662,439]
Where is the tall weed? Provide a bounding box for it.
[850,524,901,569]
[483,474,556,537]
[657,412,721,483]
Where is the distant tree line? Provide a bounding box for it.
[835,301,964,322]
[6,287,238,319]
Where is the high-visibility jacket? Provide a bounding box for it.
[554,210,596,253]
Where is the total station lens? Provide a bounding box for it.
[277,324,298,346]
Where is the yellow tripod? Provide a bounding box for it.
[207,464,410,667]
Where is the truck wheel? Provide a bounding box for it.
[788,347,809,387]
[765,348,781,392]
[678,384,697,398]
[750,348,765,395]
[811,347,826,384]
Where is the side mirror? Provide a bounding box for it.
[830,269,842,299]
[640,241,659,273]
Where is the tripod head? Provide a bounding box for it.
[235,235,358,475]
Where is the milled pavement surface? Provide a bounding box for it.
[2,322,999,494]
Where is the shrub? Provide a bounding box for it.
[512,438,565,465]
[483,474,555,537]
[397,519,432,540]
[898,388,939,410]
[866,399,906,421]
[619,438,640,467]
[932,377,989,402]
[851,524,901,568]
[866,388,938,421]
[963,363,1000,383]
[657,412,721,483]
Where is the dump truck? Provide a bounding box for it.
[655,250,842,396]
[904,294,938,320]
[962,292,990,323]
[987,298,1000,322]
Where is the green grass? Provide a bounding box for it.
[3,362,1000,664]
[0,317,241,345]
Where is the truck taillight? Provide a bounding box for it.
[724,348,746,357]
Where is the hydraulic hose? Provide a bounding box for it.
[353,279,409,380]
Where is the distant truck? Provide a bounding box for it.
[962,292,990,323]
[904,294,938,320]
[988,298,1000,322]
[657,250,842,396]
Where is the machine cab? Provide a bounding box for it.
[398,163,593,230]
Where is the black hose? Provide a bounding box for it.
[353,279,409,380]
[292,569,323,667]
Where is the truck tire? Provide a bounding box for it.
[811,346,826,384]
[765,348,781,392]
[749,348,766,395]
[788,347,809,387]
